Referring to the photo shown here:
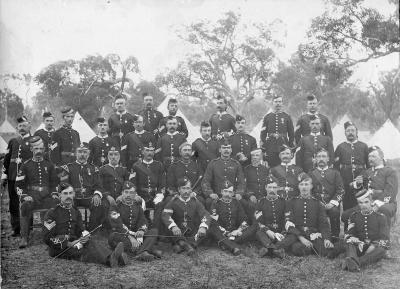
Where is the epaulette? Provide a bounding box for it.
[23,159,31,164]
[61,165,69,172]
[94,166,99,172]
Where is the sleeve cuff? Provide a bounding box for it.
[94,191,103,198]
[1,173,7,180]
[199,222,208,229]
[329,200,339,207]
[168,222,178,230]
[285,221,295,231]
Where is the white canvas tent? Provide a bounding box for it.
[157,96,201,143]
[0,119,16,134]
[0,135,7,154]
[332,114,351,147]
[368,120,400,159]
[250,108,272,145]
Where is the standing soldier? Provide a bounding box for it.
[230,115,257,167]
[295,94,332,144]
[16,136,59,248]
[156,116,187,170]
[59,143,108,230]
[192,121,220,173]
[138,93,163,139]
[121,114,156,170]
[209,95,236,140]
[271,145,303,200]
[51,107,80,166]
[34,112,55,160]
[296,115,334,172]
[310,148,344,239]
[334,121,369,213]
[158,98,188,138]
[260,95,295,168]
[201,139,245,209]
[108,94,135,147]
[88,117,118,167]
[1,116,33,236]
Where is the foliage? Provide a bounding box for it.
[0,88,24,125]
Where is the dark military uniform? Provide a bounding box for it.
[2,134,33,233]
[121,131,156,170]
[343,210,390,269]
[51,125,80,166]
[244,164,270,200]
[59,162,108,230]
[43,204,117,265]
[209,112,236,140]
[334,141,369,211]
[99,164,132,200]
[108,201,158,255]
[88,135,119,167]
[295,133,334,172]
[192,137,220,173]
[260,112,295,168]
[138,108,163,138]
[34,128,55,160]
[167,159,202,195]
[230,132,257,167]
[270,163,303,199]
[295,113,332,144]
[156,132,187,169]
[158,115,188,138]
[278,196,333,256]
[310,167,344,238]
[108,111,135,147]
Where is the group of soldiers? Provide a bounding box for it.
[1,93,397,271]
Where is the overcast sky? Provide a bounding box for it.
[0,0,397,103]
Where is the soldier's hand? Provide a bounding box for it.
[197,227,207,238]
[115,195,123,204]
[23,196,33,202]
[266,230,276,240]
[190,191,197,198]
[129,236,140,249]
[354,175,363,184]
[249,195,257,203]
[80,231,90,244]
[346,237,361,244]
[210,193,219,200]
[235,194,242,201]
[275,233,284,242]
[325,203,334,210]
[299,236,313,248]
[52,193,59,200]
[136,230,144,239]
[171,226,182,236]
[92,195,101,207]
[324,239,334,248]
[134,195,143,203]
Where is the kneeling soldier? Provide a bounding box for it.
[162,177,210,255]
[255,177,286,258]
[43,183,128,267]
[342,189,390,272]
[108,181,161,261]
[208,180,257,256]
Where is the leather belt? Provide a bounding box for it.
[28,186,48,192]
[340,164,365,169]
[61,152,75,156]
[140,187,157,193]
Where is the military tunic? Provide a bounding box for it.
[255,197,286,233]
[209,112,236,139]
[121,130,156,170]
[156,132,187,168]
[51,125,80,166]
[230,132,257,167]
[295,113,332,144]
[270,164,303,199]
[88,135,119,167]
[138,108,163,137]
[99,164,132,199]
[192,138,220,173]
[167,159,202,194]
[34,128,55,160]
[158,115,188,138]
[244,164,270,199]
[108,111,135,146]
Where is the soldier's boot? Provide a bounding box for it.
[119,252,129,266]
[109,242,124,268]
[150,249,163,259]
[19,217,30,249]
[179,240,196,256]
[345,257,360,272]
[218,238,241,255]
[272,248,286,259]
[136,251,156,262]
[359,247,386,268]
[259,247,270,257]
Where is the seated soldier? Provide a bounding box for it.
[342,189,390,272]
[254,177,286,258]
[42,182,128,267]
[208,180,257,256]
[162,177,210,256]
[278,173,335,257]
[108,181,162,262]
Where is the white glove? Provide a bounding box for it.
[275,233,284,242]
[285,221,295,231]
[74,242,83,250]
[346,237,361,244]
[310,233,322,241]
[153,193,164,205]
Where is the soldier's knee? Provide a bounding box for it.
[291,242,309,256]
[328,206,340,218]
[147,228,158,235]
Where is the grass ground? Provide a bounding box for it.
[1,163,400,289]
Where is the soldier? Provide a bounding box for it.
[138,93,163,139]
[121,114,156,170]
[310,148,344,239]
[334,121,369,212]
[131,143,166,227]
[192,121,220,173]
[270,145,303,200]
[208,180,256,256]
[209,95,236,140]
[278,173,335,257]
[341,189,390,272]
[158,98,188,138]
[1,116,33,236]
[51,107,80,166]
[230,115,257,167]
[295,115,334,172]
[108,94,135,147]
[162,177,210,255]
[254,177,286,258]
[34,112,55,160]
[16,136,59,248]
[88,117,118,167]
[108,181,161,261]
[260,95,295,168]
[59,143,108,230]
[156,116,187,170]
[294,94,332,144]
[201,139,245,210]
[43,182,128,267]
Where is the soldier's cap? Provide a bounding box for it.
[315,147,328,155]
[114,93,127,101]
[17,116,28,123]
[222,180,234,190]
[132,114,142,122]
[279,144,291,153]
[108,146,120,153]
[143,142,155,150]
[29,136,43,146]
[200,120,211,128]
[266,175,278,185]
[142,92,152,99]
[42,112,54,118]
[298,172,312,183]
[177,177,191,188]
[219,138,232,148]
[250,148,263,155]
[122,181,136,191]
[58,182,73,193]
[179,142,191,152]
[355,189,371,201]
[309,114,320,121]
[306,94,317,101]
[166,115,177,121]
[368,145,381,154]
[272,94,282,100]
[344,121,356,130]
[235,115,245,122]
[168,97,178,104]
[77,142,90,150]
[97,117,106,123]
[61,106,74,115]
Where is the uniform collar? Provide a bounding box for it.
[373,164,384,170]
[143,159,154,165]
[116,110,127,116]
[178,196,191,203]
[311,132,320,136]
[135,130,145,135]
[108,163,119,169]
[20,133,31,139]
[201,137,211,142]
[346,139,358,144]
[281,162,290,166]
[167,131,178,136]
[63,124,72,129]
[317,166,329,171]
[307,111,319,116]
[217,111,227,116]
[97,134,108,139]
[76,161,88,166]
[44,127,55,132]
